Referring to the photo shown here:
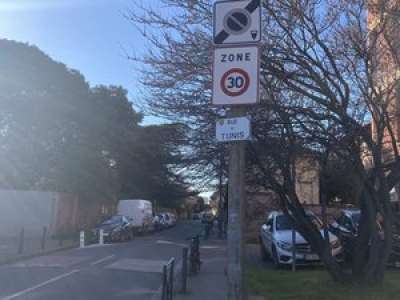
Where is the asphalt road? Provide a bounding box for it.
[0,221,204,300]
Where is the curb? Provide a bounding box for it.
[0,243,78,267]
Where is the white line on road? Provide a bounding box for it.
[1,269,80,300]
[156,240,186,247]
[90,255,115,266]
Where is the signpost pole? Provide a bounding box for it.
[212,1,261,299]
[227,108,246,300]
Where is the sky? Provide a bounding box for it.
[0,0,161,124]
[0,0,213,198]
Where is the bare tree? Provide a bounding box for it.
[128,0,400,283]
[252,0,400,283]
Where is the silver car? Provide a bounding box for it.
[259,211,342,267]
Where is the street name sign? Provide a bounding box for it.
[213,0,261,45]
[216,117,251,142]
[212,45,259,105]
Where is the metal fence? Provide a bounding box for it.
[161,257,175,300]
[0,226,78,263]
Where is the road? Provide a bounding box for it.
[0,221,204,300]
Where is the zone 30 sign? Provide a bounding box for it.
[212,45,259,105]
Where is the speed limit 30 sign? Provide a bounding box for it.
[212,45,259,105]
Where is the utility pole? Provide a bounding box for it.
[212,1,262,299]
[218,149,225,239]
[227,121,246,299]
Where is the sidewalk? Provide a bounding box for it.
[175,237,227,300]
[174,233,267,300]
[0,236,77,265]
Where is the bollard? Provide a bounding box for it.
[18,227,25,255]
[99,229,104,245]
[161,258,175,300]
[162,265,168,300]
[169,258,174,300]
[80,231,85,248]
[181,247,188,293]
[41,226,47,250]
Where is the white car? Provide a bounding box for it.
[259,211,342,266]
[160,212,176,228]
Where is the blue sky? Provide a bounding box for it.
[0,0,161,124]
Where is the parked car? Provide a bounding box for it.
[329,209,360,259]
[93,215,133,242]
[259,211,342,267]
[153,213,169,231]
[117,199,154,233]
[153,214,162,231]
[160,213,175,228]
[330,209,400,265]
[166,213,177,227]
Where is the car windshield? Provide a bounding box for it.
[102,216,122,225]
[351,213,361,226]
[276,214,322,231]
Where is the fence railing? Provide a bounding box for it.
[161,257,175,300]
[0,227,78,264]
[159,236,202,299]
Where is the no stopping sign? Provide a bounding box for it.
[212,45,259,105]
[221,68,250,97]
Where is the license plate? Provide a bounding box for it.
[305,254,319,260]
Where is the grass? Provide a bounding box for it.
[247,267,400,300]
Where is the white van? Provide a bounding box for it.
[117,199,154,233]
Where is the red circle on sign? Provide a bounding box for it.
[220,68,250,97]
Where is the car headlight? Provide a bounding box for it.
[331,239,341,249]
[276,241,292,251]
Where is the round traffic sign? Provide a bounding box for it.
[223,9,252,35]
[220,68,250,97]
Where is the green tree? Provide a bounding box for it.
[0,39,190,209]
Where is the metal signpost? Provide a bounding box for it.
[212,1,261,299]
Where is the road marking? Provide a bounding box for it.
[156,240,186,247]
[1,269,80,300]
[90,255,115,266]
[106,258,167,273]
[13,255,89,268]
[201,245,225,249]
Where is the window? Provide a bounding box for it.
[266,218,273,231]
[343,217,353,231]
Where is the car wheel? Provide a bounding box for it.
[259,238,268,261]
[272,246,281,268]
